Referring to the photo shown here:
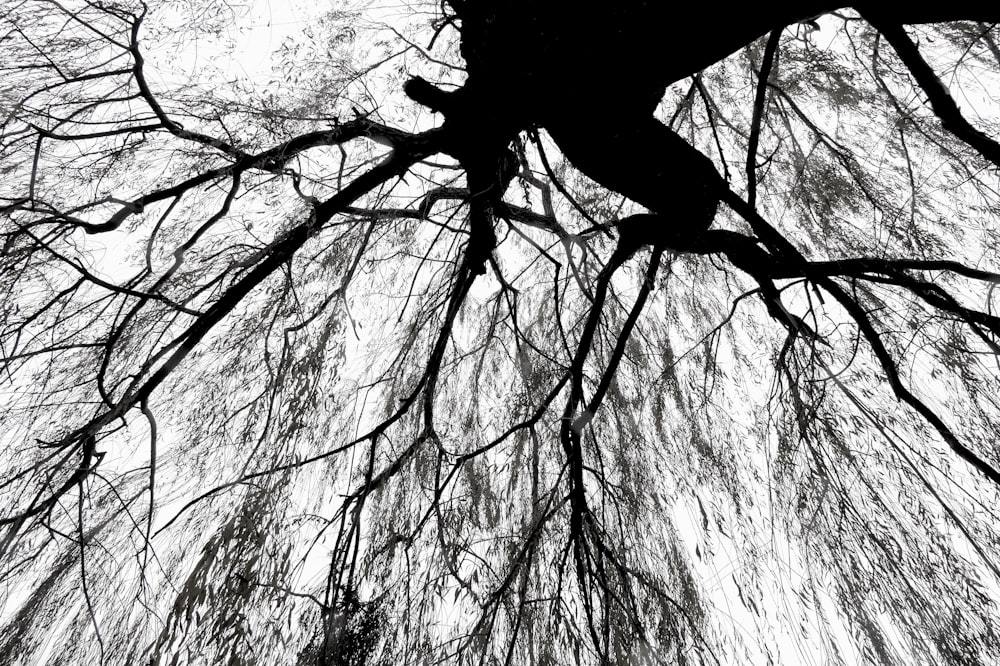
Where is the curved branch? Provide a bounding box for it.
[720,186,1000,488]
[54,129,447,463]
[78,120,410,234]
[863,14,1000,167]
[128,13,244,159]
[823,278,1000,486]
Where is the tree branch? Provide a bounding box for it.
[863,14,1000,167]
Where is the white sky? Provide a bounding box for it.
[5,4,998,662]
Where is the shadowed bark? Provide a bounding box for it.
[412,2,1000,248]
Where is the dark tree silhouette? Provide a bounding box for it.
[2,1,1000,664]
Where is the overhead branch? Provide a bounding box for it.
[128,14,245,160]
[57,129,447,459]
[747,27,784,209]
[822,277,1000,487]
[76,120,414,234]
[718,186,1000,488]
[863,13,1000,167]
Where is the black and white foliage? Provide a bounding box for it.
[2,2,1000,664]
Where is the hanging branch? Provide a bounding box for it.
[863,13,1000,167]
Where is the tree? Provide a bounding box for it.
[2,0,1000,663]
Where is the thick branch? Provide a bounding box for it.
[863,14,1000,167]
[545,113,720,234]
[747,28,783,209]
[458,3,1000,123]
